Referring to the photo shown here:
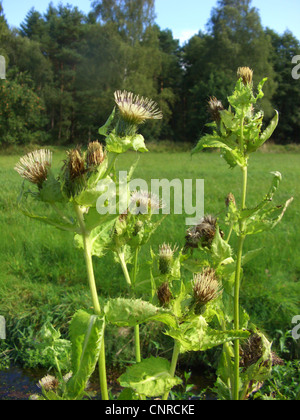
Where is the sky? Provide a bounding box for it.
[2,0,300,44]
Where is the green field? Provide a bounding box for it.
[0,148,299,371]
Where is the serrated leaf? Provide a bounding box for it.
[118,357,182,397]
[244,197,294,235]
[192,134,245,168]
[39,172,65,203]
[104,298,177,329]
[74,217,115,258]
[247,110,279,153]
[165,316,249,353]
[66,310,105,400]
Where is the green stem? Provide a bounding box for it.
[233,233,245,400]
[132,247,140,288]
[233,112,248,401]
[117,250,132,287]
[163,341,180,401]
[134,325,141,363]
[117,249,142,364]
[74,204,109,401]
[132,247,141,363]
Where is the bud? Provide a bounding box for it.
[225,193,236,208]
[207,96,224,122]
[185,215,220,249]
[86,141,106,168]
[65,147,86,181]
[237,67,253,86]
[193,268,222,312]
[158,243,178,275]
[157,281,172,307]
[61,147,87,197]
[14,149,52,188]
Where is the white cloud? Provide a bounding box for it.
[173,29,199,45]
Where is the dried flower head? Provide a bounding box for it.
[237,67,253,85]
[86,141,106,167]
[193,268,222,308]
[114,90,163,125]
[37,374,59,392]
[240,332,284,370]
[157,281,173,307]
[158,243,178,275]
[65,147,86,181]
[14,149,52,187]
[185,215,220,249]
[207,96,224,122]
[129,190,164,215]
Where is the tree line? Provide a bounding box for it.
[0,0,299,146]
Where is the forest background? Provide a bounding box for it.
[0,0,300,148]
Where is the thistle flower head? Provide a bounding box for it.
[129,190,164,215]
[114,90,163,125]
[157,281,173,307]
[86,141,106,167]
[64,147,86,181]
[158,243,178,275]
[14,149,52,187]
[193,268,222,308]
[237,67,253,85]
[185,215,219,249]
[37,374,59,392]
[207,96,224,122]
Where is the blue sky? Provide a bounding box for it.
[2,0,300,44]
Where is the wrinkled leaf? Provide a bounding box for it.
[118,357,182,397]
[66,310,105,400]
[104,298,177,329]
[165,316,249,353]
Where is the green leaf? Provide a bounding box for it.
[98,107,115,136]
[247,110,279,153]
[244,197,294,236]
[211,227,232,265]
[104,298,177,329]
[105,132,148,154]
[20,209,78,232]
[39,172,65,203]
[74,217,115,258]
[242,248,263,265]
[165,316,249,353]
[66,310,105,400]
[118,357,182,397]
[192,134,245,168]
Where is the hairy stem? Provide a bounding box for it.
[74,204,109,401]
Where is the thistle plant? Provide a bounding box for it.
[14,79,291,401]
[192,67,293,400]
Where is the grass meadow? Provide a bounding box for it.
[0,146,299,374]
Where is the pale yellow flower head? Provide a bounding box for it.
[14,149,52,187]
[114,90,163,125]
